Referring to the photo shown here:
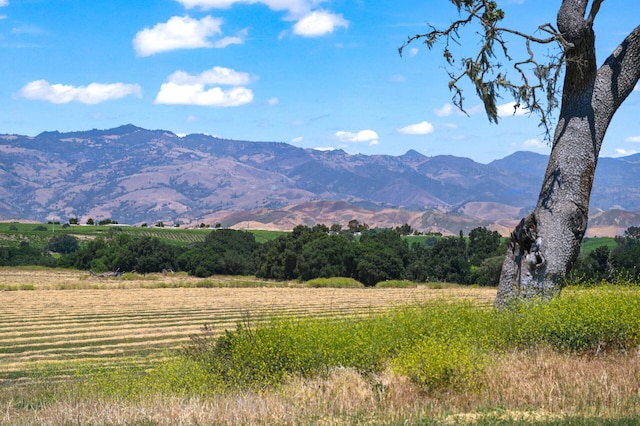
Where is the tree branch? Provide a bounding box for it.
[586,0,604,26]
[399,0,565,137]
[597,24,640,112]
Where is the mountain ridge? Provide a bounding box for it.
[1,124,640,236]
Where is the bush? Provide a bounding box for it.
[391,334,487,391]
[497,287,640,352]
[47,234,79,254]
[157,287,640,394]
[305,277,364,288]
[375,280,417,288]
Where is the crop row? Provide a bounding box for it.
[0,282,493,381]
[120,230,207,243]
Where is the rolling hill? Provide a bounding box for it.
[1,124,639,236]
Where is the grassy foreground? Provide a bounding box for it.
[1,270,640,424]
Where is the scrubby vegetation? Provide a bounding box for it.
[5,284,640,424]
[173,286,640,392]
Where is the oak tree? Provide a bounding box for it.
[402,0,640,305]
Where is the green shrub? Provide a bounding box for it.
[375,280,417,288]
[304,277,365,288]
[391,334,487,391]
[497,287,640,352]
[74,287,640,398]
[76,357,214,399]
[182,301,495,391]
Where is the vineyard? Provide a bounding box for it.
[0,268,495,382]
[0,222,288,248]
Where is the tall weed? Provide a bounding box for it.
[497,287,640,352]
[83,286,640,396]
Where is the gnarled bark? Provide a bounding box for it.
[495,1,640,306]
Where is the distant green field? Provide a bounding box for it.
[0,221,620,252]
[580,236,617,254]
[0,222,286,247]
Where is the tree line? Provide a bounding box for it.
[3,224,640,286]
[0,225,501,286]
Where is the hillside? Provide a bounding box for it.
[1,125,640,236]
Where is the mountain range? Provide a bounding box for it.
[1,124,639,236]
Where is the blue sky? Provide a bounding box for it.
[0,0,638,163]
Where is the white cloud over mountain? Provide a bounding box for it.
[17,80,142,104]
[155,66,253,107]
[336,129,379,145]
[397,121,434,135]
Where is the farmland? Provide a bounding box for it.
[0,222,289,248]
[3,268,640,425]
[0,268,493,383]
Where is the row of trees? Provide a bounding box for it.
[4,225,640,286]
[5,225,504,286]
[572,227,640,283]
[255,225,505,286]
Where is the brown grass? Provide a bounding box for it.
[5,268,640,424]
[4,350,640,425]
[0,267,494,381]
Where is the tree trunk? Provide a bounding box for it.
[495,2,640,307]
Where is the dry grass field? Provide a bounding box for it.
[0,267,495,382]
[3,268,640,424]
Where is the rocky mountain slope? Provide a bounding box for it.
[1,124,639,236]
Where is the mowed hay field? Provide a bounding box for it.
[0,268,496,381]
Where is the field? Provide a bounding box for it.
[3,268,640,425]
[0,222,288,248]
[0,268,493,383]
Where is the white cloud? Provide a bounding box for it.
[268,97,279,105]
[634,83,639,92]
[155,67,254,107]
[625,136,640,143]
[213,34,246,48]
[11,24,46,35]
[17,80,142,104]
[397,121,434,135]
[408,47,419,57]
[155,83,253,107]
[133,15,243,56]
[389,74,406,83]
[434,103,455,117]
[497,101,528,117]
[314,146,336,151]
[177,0,313,19]
[167,66,252,85]
[0,0,7,7]
[335,129,379,145]
[522,138,546,149]
[291,136,303,143]
[176,1,347,38]
[293,10,348,37]
[615,148,638,157]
